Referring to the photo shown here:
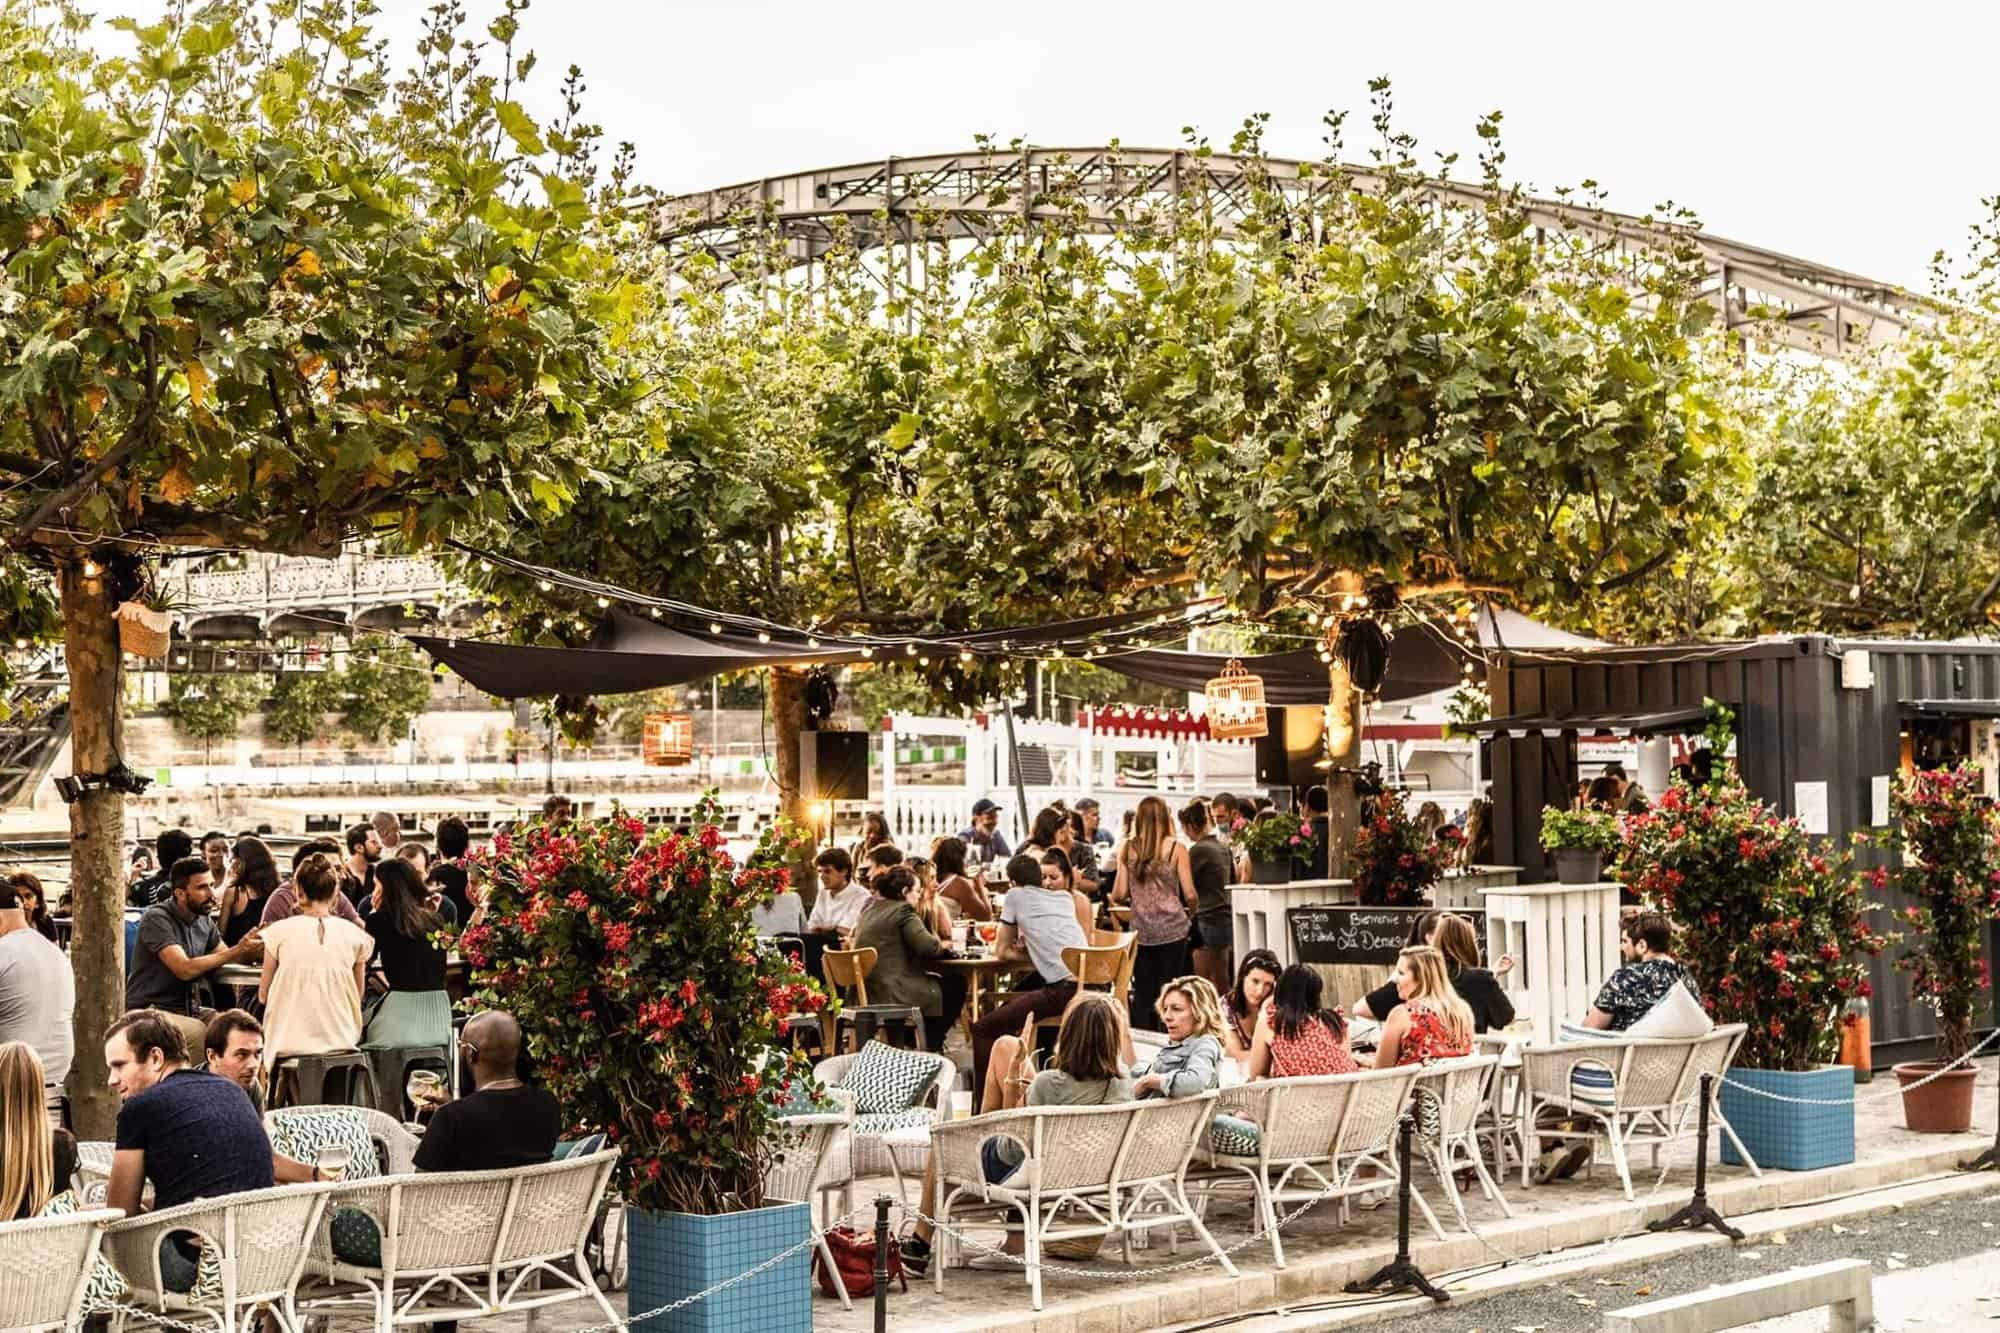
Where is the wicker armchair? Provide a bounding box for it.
[812,1051,956,1203]
[930,1093,1234,1311]
[299,1149,619,1333]
[0,1207,122,1333]
[103,1181,340,1333]
[1410,1055,1512,1230]
[264,1106,420,1178]
[765,1111,853,1311]
[1517,1023,1755,1199]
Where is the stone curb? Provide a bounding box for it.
[924,1131,1989,1333]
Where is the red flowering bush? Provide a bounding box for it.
[1616,769,1884,1071]
[1873,764,1997,1066]
[1349,789,1448,907]
[462,797,827,1214]
[1239,810,1322,864]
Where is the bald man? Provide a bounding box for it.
[412,1010,560,1174]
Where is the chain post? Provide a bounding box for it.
[1647,1071,1745,1240]
[872,1193,893,1333]
[1341,1111,1449,1302]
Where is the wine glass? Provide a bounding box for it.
[406,1068,444,1119]
[315,1147,352,1182]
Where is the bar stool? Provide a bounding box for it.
[271,1049,379,1109]
[822,948,928,1052]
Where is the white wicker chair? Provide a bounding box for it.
[813,1051,955,1204]
[263,1107,420,1177]
[74,1141,116,1203]
[1188,1065,1435,1267]
[930,1093,1236,1311]
[299,1149,620,1333]
[103,1181,340,1333]
[1517,1023,1756,1199]
[0,1207,122,1333]
[1410,1055,1512,1231]
[765,1111,853,1311]
[1472,1032,1523,1175]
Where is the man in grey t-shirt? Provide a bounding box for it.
[125,858,260,1016]
[968,852,1089,1092]
[0,876,73,1084]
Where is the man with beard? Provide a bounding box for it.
[343,822,383,915]
[125,857,261,1053]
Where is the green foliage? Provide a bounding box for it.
[264,669,341,747]
[1538,805,1618,852]
[461,806,824,1212]
[1238,810,1319,863]
[336,638,433,743]
[158,671,269,743]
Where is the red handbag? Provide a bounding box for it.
[814,1225,906,1299]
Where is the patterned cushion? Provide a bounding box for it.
[266,1108,383,1180]
[852,1108,934,1138]
[40,1189,128,1312]
[1558,1023,1621,1109]
[1207,1114,1261,1157]
[329,1206,383,1267]
[553,1133,607,1159]
[837,1044,938,1115]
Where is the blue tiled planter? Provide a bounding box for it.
[627,1201,812,1333]
[1719,1065,1854,1171]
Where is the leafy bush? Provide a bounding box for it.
[1539,805,1618,853]
[1238,810,1320,864]
[1350,789,1451,907]
[1873,764,1997,1066]
[461,799,827,1214]
[1616,771,1885,1071]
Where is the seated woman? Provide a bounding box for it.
[1354,912,1514,1032]
[5,873,57,943]
[1222,949,1282,1068]
[1373,945,1475,1069]
[930,837,993,924]
[217,838,280,948]
[362,858,454,1065]
[850,865,967,1053]
[1248,964,1359,1079]
[1133,975,1226,1098]
[903,992,1134,1276]
[0,1040,74,1219]
[259,855,375,1092]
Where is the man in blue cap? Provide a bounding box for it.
[958,799,1011,868]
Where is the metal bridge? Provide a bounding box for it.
[656,145,1928,361]
[160,553,478,647]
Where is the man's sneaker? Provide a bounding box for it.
[900,1235,931,1279]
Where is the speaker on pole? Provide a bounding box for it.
[1254,706,1326,790]
[800,730,870,803]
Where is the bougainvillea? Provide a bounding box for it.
[462,797,827,1213]
[1616,769,1885,1071]
[1349,789,1452,907]
[1873,764,1998,1066]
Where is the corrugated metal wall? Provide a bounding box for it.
[1489,636,2000,1054]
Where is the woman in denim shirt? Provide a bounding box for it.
[1134,975,1225,1098]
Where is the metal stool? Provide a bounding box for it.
[272,1049,379,1109]
[367,1044,454,1118]
[842,1005,926,1050]
[785,1013,828,1055]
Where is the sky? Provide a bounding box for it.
[108,1,2000,293]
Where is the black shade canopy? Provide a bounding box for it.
[1463,705,1710,737]
[1900,698,2000,719]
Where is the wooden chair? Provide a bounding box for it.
[1035,936,1139,1043]
[821,948,877,1006]
[822,948,923,1051]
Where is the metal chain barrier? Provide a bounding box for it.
[1720,1029,2000,1106]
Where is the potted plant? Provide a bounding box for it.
[115,582,182,659]
[1616,764,1886,1170]
[1539,805,1618,883]
[1239,811,1318,884]
[1876,764,1995,1133]
[1350,788,1448,907]
[462,798,827,1332]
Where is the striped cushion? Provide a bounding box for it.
[1558,1023,1621,1109]
[837,1044,937,1115]
[852,1108,934,1137]
[1207,1114,1261,1157]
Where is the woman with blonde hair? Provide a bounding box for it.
[1134,975,1225,1098]
[0,1041,72,1220]
[1110,796,1200,1029]
[1373,946,1474,1068]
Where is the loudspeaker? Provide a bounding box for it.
[800,729,870,802]
[1254,707,1326,789]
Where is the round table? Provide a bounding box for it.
[933,954,1034,1039]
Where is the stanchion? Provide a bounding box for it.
[1648,1072,1744,1240]
[872,1193,893,1333]
[1342,1112,1449,1303]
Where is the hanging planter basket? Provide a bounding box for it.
[115,602,173,659]
[1204,658,1268,741]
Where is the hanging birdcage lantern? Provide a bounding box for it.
[1204,658,1269,740]
[641,712,695,766]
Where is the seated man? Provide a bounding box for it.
[1583,912,1699,1030]
[126,858,261,1047]
[0,876,73,1091]
[801,848,869,981]
[413,1010,561,1172]
[968,852,1092,1092]
[105,1010,276,1291]
[202,1008,267,1114]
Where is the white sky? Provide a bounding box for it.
[115,1,2000,292]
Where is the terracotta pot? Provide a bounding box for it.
[1892,1061,1977,1133]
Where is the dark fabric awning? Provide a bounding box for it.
[1464,706,1710,737]
[1901,698,2000,719]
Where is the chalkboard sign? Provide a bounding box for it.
[1288,906,1487,967]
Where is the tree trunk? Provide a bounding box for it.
[60,559,126,1138]
[1324,662,1363,879]
[767,666,816,907]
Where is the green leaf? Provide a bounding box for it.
[495,100,545,157]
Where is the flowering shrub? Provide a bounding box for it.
[1616,769,1885,1071]
[1349,789,1449,907]
[461,798,827,1214]
[1874,764,1998,1066]
[1239,810,1321,864]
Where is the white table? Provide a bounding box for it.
[1480,881,1622,1045]
[1230,878,1354,967]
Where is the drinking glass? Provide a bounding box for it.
[315,1147,352,1182]
[407,1068,444,1115]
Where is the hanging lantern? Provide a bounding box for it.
[1204,658,1269,740]
[641,713,695,766]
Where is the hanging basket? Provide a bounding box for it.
[1204,658,1268,740]
[114,602,173,659]
[641,712,695,766]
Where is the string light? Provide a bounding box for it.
[918,655,930,666]
[807,637,820,647]
[860,646,874,658]
[904,644,917,656]
[596,596,610,608]
[81,559,99,578]
[649,607,662,617]
[757,631,771,643]
[959,650,972,664]
[538,579,553,591]
[709,622,723,634]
